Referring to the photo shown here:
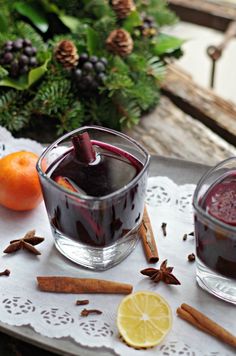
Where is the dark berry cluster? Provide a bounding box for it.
[73,53,107,92]
[0,39,38,78]
[138,15,158,37]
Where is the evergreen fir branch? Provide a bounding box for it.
[119,100,141,128]
[83,96,121,130]
[52,0,83,15]
[0,0,14,33]
[93,14,117,43]
[57,100,85,134]
[0,0,183,135]
[32,78,72,116]
[111,93,141,129]
[0,90,29,131]
[111,56,130,75]
[105,73,134,95]
[3,113,29,132]
[126,75,160,110]
[83,0,112,19]
[83,98,103,126]
[0,90,23,114]
[126,54,150,73]
[0,33,16,47]
[16,22,46,51]
[137,0,178,26]
[153,8,178,27]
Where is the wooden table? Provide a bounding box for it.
[125,64,236,165]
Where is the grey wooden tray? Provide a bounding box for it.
[0,156,209,356]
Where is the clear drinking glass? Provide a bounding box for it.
[37,126,150,270]
[193,157,236,304]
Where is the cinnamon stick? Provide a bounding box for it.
[37,277,133,294]
[177,303,236,348]
[72,132,96,164]
[139,206,159,263]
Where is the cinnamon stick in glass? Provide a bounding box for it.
[177,303,236,348]
[72,132,96,164]
[139,205,159,263]
[37,277,133,294]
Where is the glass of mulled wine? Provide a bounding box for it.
[193,157,236,304]
[37,126,150,270]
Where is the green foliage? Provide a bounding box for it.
[0,66,8,79]
[0,53,51,90]
[152,33,185,56]
[0,0,182,139]
[0,90,30,131]
[137,0,178,26]
[123,11,142,33]
[14,2,49,32]
[16,22,46,51]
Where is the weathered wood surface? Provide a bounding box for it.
[168,0,236,32]
[161,64,236,146]
[124,95,236,165]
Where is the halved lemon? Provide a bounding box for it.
[117,291,172,348]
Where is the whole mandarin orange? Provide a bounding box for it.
[0,151,43,211]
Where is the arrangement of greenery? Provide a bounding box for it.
[0,0,183,141]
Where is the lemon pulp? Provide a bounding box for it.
[117,291,172,348]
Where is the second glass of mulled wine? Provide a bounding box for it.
[37,126,150,270]
[193,157,236,304]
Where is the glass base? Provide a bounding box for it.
[196,258,236,304]
[51,225,139,270]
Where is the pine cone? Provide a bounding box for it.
[111,0,136,19]
[106,29,133,57]
[54,40,79,69]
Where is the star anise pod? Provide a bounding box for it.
[4,230,44,255]
[140,259,181,285]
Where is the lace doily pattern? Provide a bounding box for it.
[146,177,195,223]
[0,127,234,356]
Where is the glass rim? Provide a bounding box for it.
[36,125,150,202]
[193,156,236,233]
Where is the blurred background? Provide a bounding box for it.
[166,0,236,103]
[166,21,236,102]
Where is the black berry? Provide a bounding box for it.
[90,55,98,63]
[73,53,108,92]
[23,38,32,46]
[83,62,93,72]
[31,47,37,55]
[97,73,106,83]
[95,62,105,73]
[0,38,38,78]
[24,46,33,56]
[79,53,88,63]
[13,39,23,50]
[5,41,13,47]
[100,57,108,66]
[3,52,13,64]
[19,55,29,65]
[29,57,37,66]
[74,68,82,79]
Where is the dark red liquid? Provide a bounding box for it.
[43,141,146,247]
[195,172,236,279]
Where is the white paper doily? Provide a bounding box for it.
[0,127,235,356]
